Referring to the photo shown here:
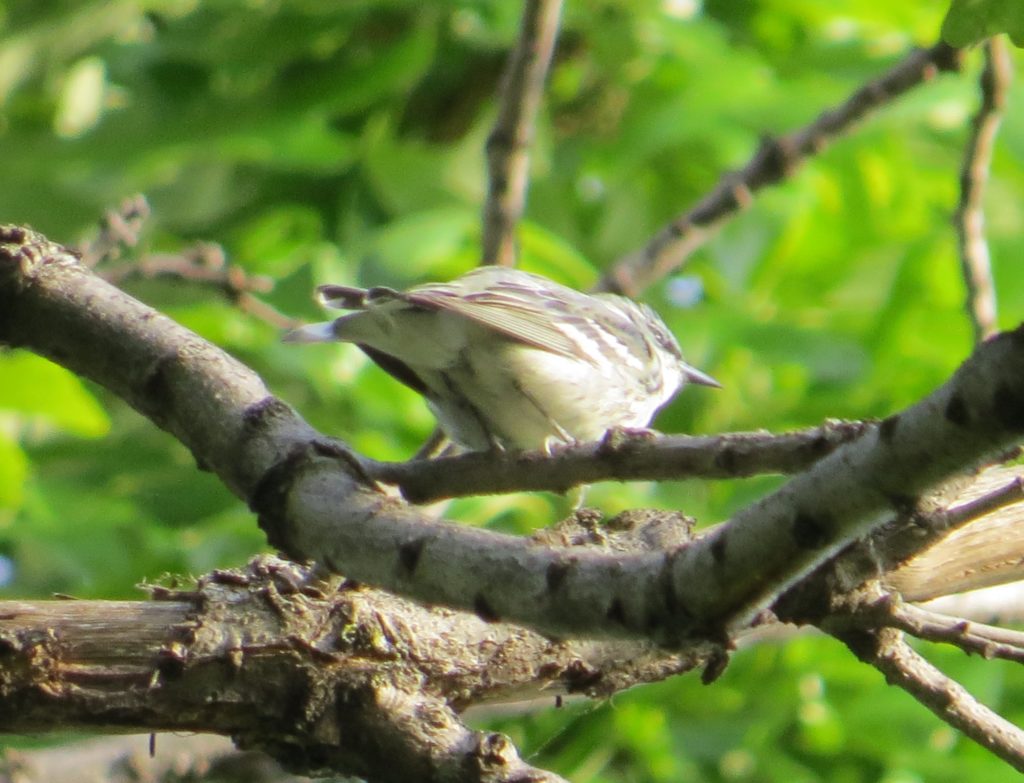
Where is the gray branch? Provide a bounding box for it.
[834,627,1024,772]
[596,41,964,296]
[365,421,872,502]
[5,226,1024,650]
[0,555,604,782]
[954,37,1011,343]
[482,0,563,267]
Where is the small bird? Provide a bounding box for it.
[284,266,719,452]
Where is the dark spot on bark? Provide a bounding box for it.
[563,660,603,693]
[840,628,883,661]
[645,607,667,633]
[242,396,294,430]
[606,597,627,625]
[710,532,727,563]
[141,352,178,426]
[774,578,834,625]
[793,512,832,549]
[886,493,920,516]
[944,394,970,428]
[252,445,302,553]
[661,551,679,614]
[398,538,425,575]
[546,559,573,592]
[155,648,186,680]
[714,445,738,473]
[878,415,899,443]
[474,594,499,623]
[701,648,731,684]
[993,383,1024,432]
[0,226,27,244]
[807,436,832,459]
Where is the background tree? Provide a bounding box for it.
[3,1,1024,781]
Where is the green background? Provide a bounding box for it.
[2,1,1023,780]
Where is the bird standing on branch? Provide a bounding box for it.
[285,266,718,452]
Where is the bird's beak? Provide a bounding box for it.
[682,364,722,388]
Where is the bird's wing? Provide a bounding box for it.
[403,281,599,363]
[313,269,633,366]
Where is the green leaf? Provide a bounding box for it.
[366,207,480,283]
[941,0,1024,46]
[0,433,28,513]
[0,353,109,437]
[517,221,599,289]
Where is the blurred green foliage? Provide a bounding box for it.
[942,0,1024,46]
[1,0,1023,780]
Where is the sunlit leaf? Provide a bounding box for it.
[941,0,1024,46]
[0,354,109,437]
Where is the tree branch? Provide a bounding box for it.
[74,193,151,268]
[885,469,1024,601]
[881,599,1024,664]
[774,467,1024,624]
[5,226,1024,648]
[364,421,872,502]
[836,627,1024,772]
[76,194,297,330]
[596,41,964,296]
[955,36,1011,343]
[102,244,296,330]
[3,555,643,782]
[482,0,563,267]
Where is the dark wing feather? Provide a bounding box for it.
[357,344,428,394]
[317,285,369,310]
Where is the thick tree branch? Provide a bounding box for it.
[955,36,1011,343]
[482,0,563,267]
[11,226,1024,776]
[596,42,964,296]
[1,555,626,782]
[364,421,872,502]
[5,227,1024,650]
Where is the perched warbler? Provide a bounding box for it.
[284,266,719,452]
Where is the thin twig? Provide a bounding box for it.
[884,473,1024,601]
[75,194,150,268]
[775,472,1024,622]
[883,600,1024,664]
[955,36,1011,343]
[364,420,872,502]
[76,195,296,330]
[836,627,1024,772]
[102,246,297,330]
[596,42,963,296]
[482,0,563,267]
